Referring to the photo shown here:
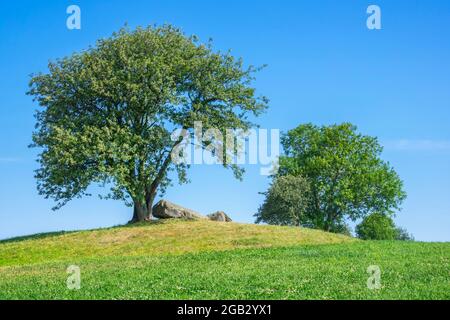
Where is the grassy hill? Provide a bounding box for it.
[0,219,448,299]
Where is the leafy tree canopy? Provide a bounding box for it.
[28,25,268,222]
[355,212,410,240]
[273,123,407,232]
[356,213,397,240]
[255,175,311,227]
[394,226,414,241]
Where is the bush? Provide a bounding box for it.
[255,175,311,227]
[333,223,353,237]
[395,227,415,241]
[356,213,397,240]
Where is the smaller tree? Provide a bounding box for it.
[395,227,415,241]
[278,123,407,232]
[255,175,311,227]
[356,213,397,240]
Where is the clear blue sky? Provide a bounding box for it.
[1,0,449,241]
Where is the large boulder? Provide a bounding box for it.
[152,200,206,220]
[207,211,232,222]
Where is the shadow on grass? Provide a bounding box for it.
[0,230,77,244]
[0,219,173,244]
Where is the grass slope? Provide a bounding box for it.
[0,220,448,299]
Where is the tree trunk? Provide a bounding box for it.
[129,189,157,223]
[145,189,157,220]
[129,137,183,223]
[130,201,148,223]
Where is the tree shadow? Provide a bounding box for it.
[0,219,169,244]
[0,230,77,244]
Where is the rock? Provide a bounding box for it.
[152,200,206,220]
[152,200,232,222]
[207,211,232,222]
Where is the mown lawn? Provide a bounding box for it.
[0,220,448,299]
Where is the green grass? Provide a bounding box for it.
[0,219,448,299]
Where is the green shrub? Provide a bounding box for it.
[255,175,311,227]
[356,213,397,240]
[395,227,415,241]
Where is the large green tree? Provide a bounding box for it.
[262,123,407,232]
[28,25,267,222]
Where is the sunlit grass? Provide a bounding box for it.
[0,219,352,267]
[0,220,448,300]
